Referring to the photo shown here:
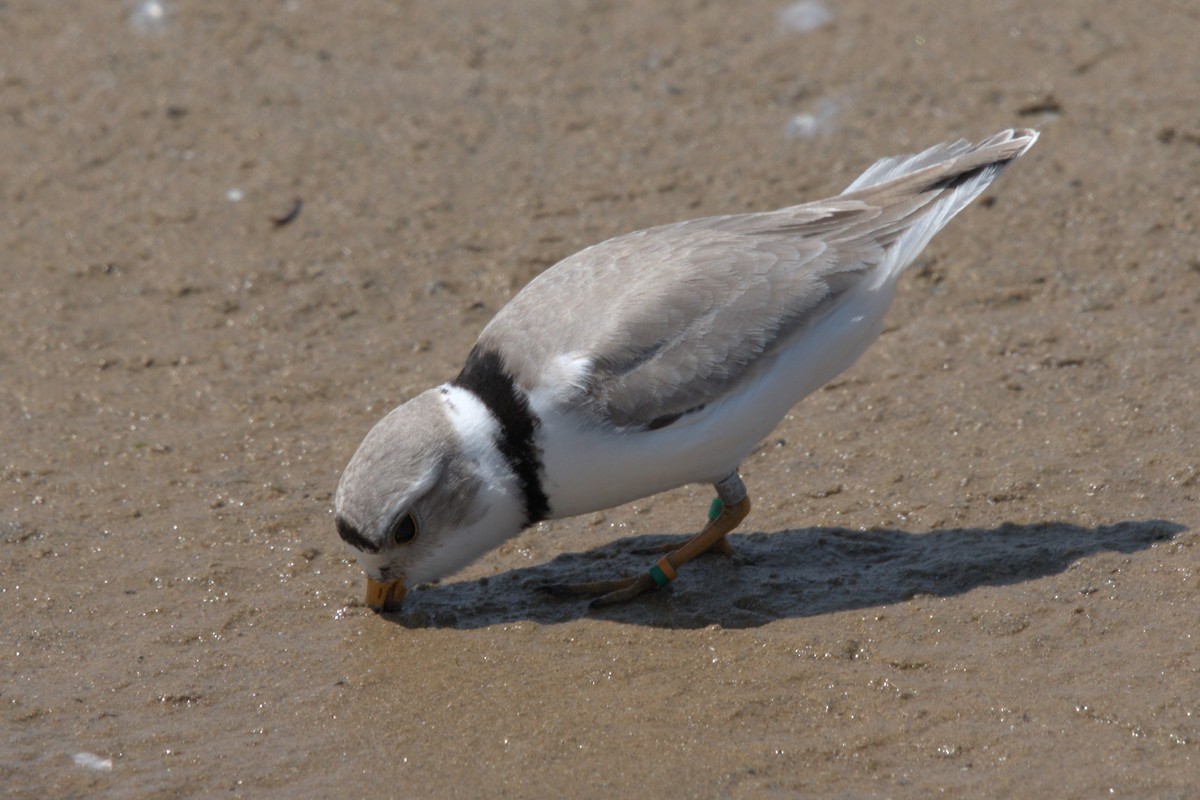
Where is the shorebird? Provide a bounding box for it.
[334,128,1038,611]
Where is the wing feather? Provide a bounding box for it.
[477,129,1037,429]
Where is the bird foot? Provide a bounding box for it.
[542,494,752,608]
[632,535,737,558]
[541,573,660,607]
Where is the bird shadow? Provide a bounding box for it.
[382,519,1185,630]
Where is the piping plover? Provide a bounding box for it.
[335,128,1038,611]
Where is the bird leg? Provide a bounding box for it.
[543,472,751,608]
[633,534,738,558]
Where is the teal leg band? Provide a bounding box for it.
[648,564,671,587]
[708,497,724,522]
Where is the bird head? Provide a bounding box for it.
[334,387,526,612]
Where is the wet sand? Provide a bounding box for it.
[3,1,1198,797]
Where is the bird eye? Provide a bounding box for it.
[389,512,418,545]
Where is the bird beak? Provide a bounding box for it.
[365,577,407,612]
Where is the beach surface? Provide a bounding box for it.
[2,1,1197,796]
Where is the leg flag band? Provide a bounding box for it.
[708,497,724,522]
[648,557,677,587]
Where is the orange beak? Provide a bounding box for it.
[365,577,407,612]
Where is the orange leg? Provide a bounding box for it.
[544,473,751,608]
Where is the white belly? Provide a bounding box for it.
[537,281,896,519]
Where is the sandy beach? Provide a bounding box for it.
[3,1,1197,797]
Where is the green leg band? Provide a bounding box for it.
[648,564,671,588]
[708,497,724,522]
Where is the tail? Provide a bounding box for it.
[841,128,1038,284]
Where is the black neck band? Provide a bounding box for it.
[453,347,550,526]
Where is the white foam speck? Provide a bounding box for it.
[784,97,839,139]
[131,1,169,32]
[72,752,113,772]
[226,188,245,203]
[779,1,833,33]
